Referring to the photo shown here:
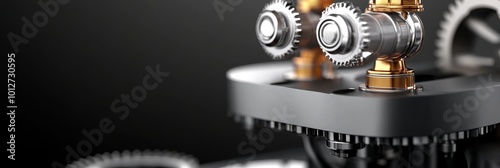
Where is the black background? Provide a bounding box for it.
[1,0,495,167]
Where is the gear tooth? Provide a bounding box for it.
[111,151,121,158]
[317,2,370,66]
[258,0,302,60]
[134,149,145,156]
[336,61,341,66]
[435,50,443,58]
[434,0,500,69]
[443,12,452,21]
[354,7,362,14]
[435,38,445,48]
[67,149,199,168]
[436,29,444,38]
[448,4,457,12]
[345,1,354,7]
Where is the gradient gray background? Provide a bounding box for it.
[2,0,496,167]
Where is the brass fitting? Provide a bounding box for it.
[293,48,327,80]
[293,0,335,81]
[363,1,424,92]
[298,0,335,13]
[367,0,423,12]
[365,58,416,91]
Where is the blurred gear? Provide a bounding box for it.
[66,149,198,168]
[234,115,497,148]
[436,0,500,71]
[256,0,301,60]
[316,2,369,66]
[221,159,306,168]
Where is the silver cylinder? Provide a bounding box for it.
[362,12,424,59]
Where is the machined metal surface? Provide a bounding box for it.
[228,61,500,140]
[361,12,424,60]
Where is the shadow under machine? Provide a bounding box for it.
[226,0,500,167]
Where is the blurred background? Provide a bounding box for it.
[1,0,495,167]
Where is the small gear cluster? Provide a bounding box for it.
[256,0,302,60]
[316,2,370,66]
[66,149,198,168]
[435,0,500,70]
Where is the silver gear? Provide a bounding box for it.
[222,160,306,168]
[256,0,301,60]
[316,2,370,66]
[66,149,198,168]
[435,0,500,70]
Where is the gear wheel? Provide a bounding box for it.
[66,149,198,168]
[234,114,498,147]
[316,2,370,66]
[256,0,301,60]
[435,0,500,70]
[222,159,306,168]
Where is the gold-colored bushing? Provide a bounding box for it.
[367,0,423,12]
[287,0,334,81]
[298,0,334,13]
[365,58,416,91]
[293,48,326,81]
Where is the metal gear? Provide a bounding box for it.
[234,114,498,147]
[66,149,198,168]
[316,2,370,66]
[222,159,306,168]
[435,0,500,70]
[256,0,302,60]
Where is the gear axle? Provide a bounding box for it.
[317,1,424,92]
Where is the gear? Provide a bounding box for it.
[316,2,370,66]
[256,0,302,60]
[234,114,497,147]
[222,160,306,168]
[435,0,500,70]
[66,149,198,168]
